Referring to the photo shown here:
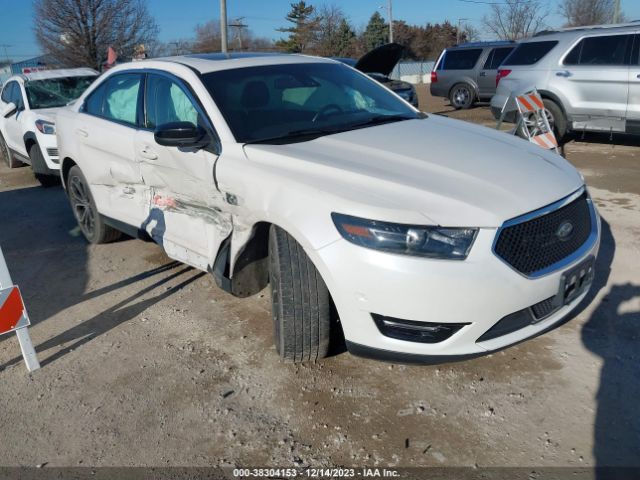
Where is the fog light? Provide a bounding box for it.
[372,314,468,344]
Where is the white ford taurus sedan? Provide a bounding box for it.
[56,53,600,363]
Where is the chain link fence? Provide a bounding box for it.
[390,61,436,84]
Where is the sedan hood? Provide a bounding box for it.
[243,115,583,227]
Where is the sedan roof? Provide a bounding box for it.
[159,52,337,74]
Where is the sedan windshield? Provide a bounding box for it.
[201,62,420,144]
[25,76,96,109]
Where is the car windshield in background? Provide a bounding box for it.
[502,41,558,66]
[201,62,419,144]
[25,76,96,109]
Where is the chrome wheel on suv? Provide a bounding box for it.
[450,83,474,110]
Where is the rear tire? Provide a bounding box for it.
[517,98,567,142]
[269,225,331,362]
[0,132,22,168]
[67,165,121,244]
[449,83,475,110]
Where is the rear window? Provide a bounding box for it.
[502,41,558,66]
[438,49,483,70]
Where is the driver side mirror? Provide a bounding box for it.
[2,102,17,118]
[154,122,210,149]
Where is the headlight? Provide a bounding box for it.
[332,213,477,259]
[35,120,56,135]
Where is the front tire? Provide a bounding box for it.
[269,225,331,362]
[28,144,60,187]
[67,165,121,244]
[449,83,475,109]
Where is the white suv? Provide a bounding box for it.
[0,68,97,185]
[56,54,600,363]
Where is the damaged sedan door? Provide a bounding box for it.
[134,72,231,271]
[76,72,149,226]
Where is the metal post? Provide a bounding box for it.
[388,0,394,43]
[220,0,228,53]
[0,246,40,372]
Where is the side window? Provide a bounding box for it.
[489,47,514,69]
[145,74,199,129]
[84,82,108,116]
[482,50,495,70]
[103,74,142,125]
[564,34,631,66]
[439,49,483,70]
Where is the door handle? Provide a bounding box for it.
[636,74,640,79]
[75,128,88,137]
[556,70,572,77]
[139,147,158,160]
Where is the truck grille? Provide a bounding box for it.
[494,191,592,276]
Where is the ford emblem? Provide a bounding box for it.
[556,221,574,241]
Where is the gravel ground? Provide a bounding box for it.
[0,89,638,469]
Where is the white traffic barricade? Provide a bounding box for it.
[496,88,560,154]
[0,246,40,372]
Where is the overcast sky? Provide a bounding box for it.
[1,0,639,62]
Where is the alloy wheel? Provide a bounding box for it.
[452,86,471,108]
[68,175,95,239]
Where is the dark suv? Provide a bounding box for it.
[430,41,516,109]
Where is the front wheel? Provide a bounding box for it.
[67,165,121,244]
[28,145,60,187]
[269,225,331,362]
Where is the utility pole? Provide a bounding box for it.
[379,1,393,43]
[229,17,248,51]
[0,44,12,65]
[388,0,393,44]
[220,0,228,53]
[613,0,621,24]
[457,18,469,45]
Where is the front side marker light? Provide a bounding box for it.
[332,213,477,260]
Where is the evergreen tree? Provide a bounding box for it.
[276,1,318,53]
[335,19,356,56]
[363,11,389,51]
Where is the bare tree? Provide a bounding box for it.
[461,23,480,42]
[192,20,222,53]
[34,0,158,70]
[483,0,548,40]
[559,0,622,27]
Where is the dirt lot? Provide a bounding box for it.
[0,88,638,469]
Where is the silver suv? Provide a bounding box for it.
[430,41,516,109]
[491,23,640,138]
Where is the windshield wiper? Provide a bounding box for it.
[346,113,422,130]
[244,127,343,145]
